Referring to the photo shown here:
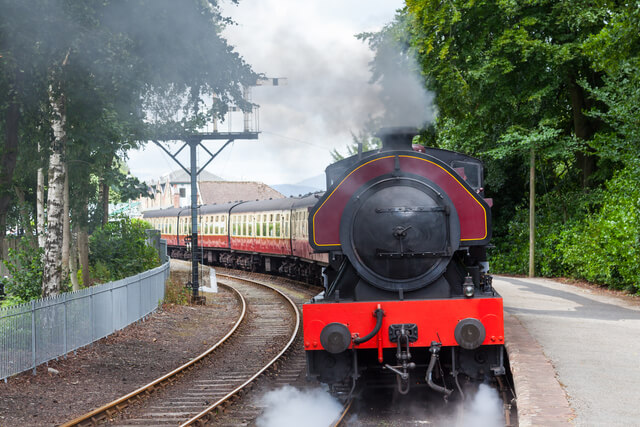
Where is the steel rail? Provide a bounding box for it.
[61,283,246,427]
[330,398,354,427]
[179,273,301,426]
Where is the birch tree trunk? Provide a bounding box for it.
[42,85,67,297]
[37,143,46,249]
[61,162,70,284]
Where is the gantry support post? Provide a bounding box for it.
[152,132,257,303]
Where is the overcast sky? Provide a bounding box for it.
[127,0,405,186]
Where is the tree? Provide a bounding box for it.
[355,2,640,290]
[1,0,257,296]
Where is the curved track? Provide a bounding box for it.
[62,273,299,426]
[178,274,300,426]
[61,283,246,427]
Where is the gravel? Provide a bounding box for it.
[0,265,240,426]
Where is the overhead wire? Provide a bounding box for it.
[261,130,330,151]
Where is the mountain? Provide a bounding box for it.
[295,174,326,190]
[272,174,325,198]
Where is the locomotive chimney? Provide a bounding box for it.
[377,127,418,151]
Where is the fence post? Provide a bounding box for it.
[90,286,94,345]
[139,274,143,321]
[63,293,67,358]
[31,300,36,375]
[111,282,115,334]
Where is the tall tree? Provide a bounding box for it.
[2,0,257,296]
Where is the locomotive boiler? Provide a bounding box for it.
[303,127,505,397]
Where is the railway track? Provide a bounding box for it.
[330,399,353,427]
[62,273,300,426]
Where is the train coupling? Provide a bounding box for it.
[383,323,418,395]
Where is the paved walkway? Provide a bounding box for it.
[493,276,640,427]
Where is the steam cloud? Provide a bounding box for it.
[462,383,505,427]
[256,386,342,427]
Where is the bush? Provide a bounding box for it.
[491,166,640,294]
[1,238,43,306]
[89,217,160,283]
[490,189,597,278]
[558,166,640,293]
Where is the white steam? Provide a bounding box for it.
[461,383,505,427]
[256,386,343,427]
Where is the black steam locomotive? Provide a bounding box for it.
[303,127,505,397]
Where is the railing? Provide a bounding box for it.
[0,262,169,381]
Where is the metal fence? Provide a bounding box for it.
[0,262,169,381]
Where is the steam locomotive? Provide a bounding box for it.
[303,127,504,397]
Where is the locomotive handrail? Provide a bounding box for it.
[353,307,384,344]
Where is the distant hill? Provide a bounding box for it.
[271,184,320,198]
[296,174,326,190]
[272,174,325,198]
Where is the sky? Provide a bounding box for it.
[126,0,406,186]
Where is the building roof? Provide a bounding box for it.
[199,181,285,205]
[152,169,223,185]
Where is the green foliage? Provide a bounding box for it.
[491,169,640,294]
[0,0,257,291]
[491,188,599,276]
[559,166,640,293]
[389,1,640,293]
[1,237,43,305]
[89,217,160,283]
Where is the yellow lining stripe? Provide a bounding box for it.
[312,156,396,246]
[312,155,488,246]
